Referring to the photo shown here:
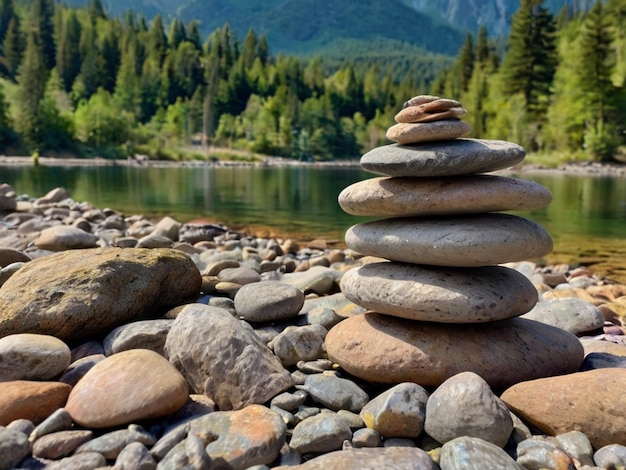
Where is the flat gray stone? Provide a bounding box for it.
[345,214,553,267]
[338,175,552,217]
[293,446,438,469]
[234,281,305,322]
[340,262,538,322]
[361,138,526,177]
[440,436,525,469]
[522,297,604,335]
[289,413,352,454]
[0,334,71,382]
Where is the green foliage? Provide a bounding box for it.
[74,88,130,148]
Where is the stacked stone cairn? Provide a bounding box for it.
[328,95,585,389]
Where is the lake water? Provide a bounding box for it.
[2,163,626,280]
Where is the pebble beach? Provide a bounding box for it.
[1,95,626,470]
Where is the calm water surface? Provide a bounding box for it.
[2,164,626,275]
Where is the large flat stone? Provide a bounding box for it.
[338,175,552,217]
[325,313,584,388]
[340,262,538,322]
[344,214,553,267]
[361,138,525,177]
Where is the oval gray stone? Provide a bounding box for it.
[361,138,526,177]
[0,428,31,470]
[522,297,605,335]
[340,262,538,322]
[338,175,552,217]
[103,319,174,356]
[325,313,584,388]
[297,373,369,413]
[289,413,352,454]
[292,446,438,469]
[345,214,553,267]
[234,281,305,322]
[440,436,525,470]
[0,334,71,382]
[385,119,471,144]
[424,372,513,447]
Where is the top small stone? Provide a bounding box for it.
[396,96,466,124]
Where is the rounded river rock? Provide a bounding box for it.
[325,313,584,388]
[345,214,553,267]
[340,262,538,322]
[361,138,525,177]
[338,175,552,217]
[0,248,201,342]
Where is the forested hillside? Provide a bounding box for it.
[0,0,624,163]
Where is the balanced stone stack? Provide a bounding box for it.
[327,95,584,389]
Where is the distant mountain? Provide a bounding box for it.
[402,0,597,37]
[61,0,466,57]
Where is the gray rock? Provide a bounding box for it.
[115,442,156,470]
[164,304,293,410]
[383,438,417,447]
[297,373,369,413]
[425,371,513,447]
[103,319,174,356]
[440,436,525,469]
[0,333,71,382]
[32,430,93,459]
[297,358,334,374]
[361,138,525,177]
[75,426,155,459]
[218,266,261,285]
[0,248,201,342]
[29,408,73,442]
[158,405,285,469]
[555,431,595,467]
[516,438,576,469]
[59,354,105,386]
[523,298,605,335]
[0,248,30,268]
[46,452,107,470]
[352,428,381,448]
[345,214,553,267]
[306,306,344,330]
[337,410,365,429]
[34,225,100,251]
[594,443,626,469]
[151,216,181,242]
[385,120,471,145]
[360,382,429,438]
[269,324,327,367]
[339,175,551,217]
[0,262,26,288]
[6,419,35,436]
[291,446,438,469]
[289,413,352,454]
[271,390,309,411]
[0,428,31,470]
[234,281,305,322]
[281,266,341,295]
[136,234,175,248]
[341,262,538,322]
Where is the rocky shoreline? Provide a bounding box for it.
[0,183,625,469]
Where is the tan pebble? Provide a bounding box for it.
[420,98,462,112]
[395,106,466,124]
[386,120,471,145]
[403,95,440,108]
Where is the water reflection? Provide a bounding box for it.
[2,165,626,249]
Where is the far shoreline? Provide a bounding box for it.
[3,155,626,177]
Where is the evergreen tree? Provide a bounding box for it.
[99,26,120,93]
[578,0,620,159]
[187,21,201,51]
[148,14,167,66]
[29,0,55,71]
[500,0,557,118]
[0,81,14,147]
[257,34,269,66]
[241,28,257,69]
[457,34,475,92]
[56,10,81,92]
[0,0,15,44]
[74,22,101,100]
[2,15,21,80]
[15,31,48,150]
[168,19,186,50]
[87,0,106,22]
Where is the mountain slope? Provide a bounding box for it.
[177,0,464,56]
[403,0,597,36]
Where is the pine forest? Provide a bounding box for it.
[0,0,624,163]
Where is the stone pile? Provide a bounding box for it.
[330,95,585,388]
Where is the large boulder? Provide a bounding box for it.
[0,248,201,342]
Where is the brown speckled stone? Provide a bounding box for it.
[386,120,471,144]
[325,313,584,388]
